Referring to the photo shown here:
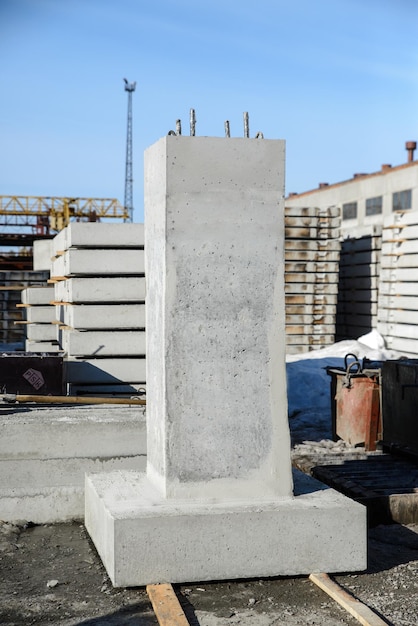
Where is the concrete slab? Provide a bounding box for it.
[285,206,341,218]
[381,254,418,269]
[26,323,58,341]
[26,306,57,323]
[55,222,144,252]
[285,249,340,262]
[57,304,145,329]
[0,405,146,459]
[21,287,54,305]
[67,383,146,396]
[25,340,61,352]
[65,357,146,383]
[285,282,339,294]
[285,261,339,273]
[55,277,146,303]
[380,268,418,282]
[33,239,53,272]
[85,469,366,587]
[57,249,145,276]
[61,330,146,356]
[0,405,147,523]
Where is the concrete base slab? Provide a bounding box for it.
[0,456,146,523]
[1,485,85,523]
[0,405,147,523]
[85,469,367,587]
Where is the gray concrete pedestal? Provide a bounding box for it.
[85,135,366,586]
[85,470,366,587]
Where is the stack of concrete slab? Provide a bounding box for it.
[377,210,418,356]
[51,222,146,395]
[0,270,49,347]
[20,286,59,352]
[0,404,146,523]
[336,226,382,340]
[284,207,341,354]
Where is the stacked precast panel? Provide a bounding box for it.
[336,226,382,340]
[0,271,49,347]
[51,222,146,395]
[21,286,58,352]
[377,210,418,356]
[285,207,341,354]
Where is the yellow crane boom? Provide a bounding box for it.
[0,195,129,232]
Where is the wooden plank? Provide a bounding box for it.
[2,393,145,405]
[309,573,388,626]
[146,583,190,626]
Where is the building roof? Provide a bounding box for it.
[287,158,418,199]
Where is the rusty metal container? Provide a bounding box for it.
[327,355,382,451]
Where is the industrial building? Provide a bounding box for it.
[285,141,418,347]
[286,141,418,237]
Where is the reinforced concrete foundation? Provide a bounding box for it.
[85,135,366,587]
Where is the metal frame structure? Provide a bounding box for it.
[123,78,136,223]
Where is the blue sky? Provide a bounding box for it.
[1,0,417,223]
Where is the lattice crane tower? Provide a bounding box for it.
[123,78,136,223]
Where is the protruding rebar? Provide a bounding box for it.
[190,109,196,136]
[255,131,264,139]
[243,112,249,138]
[224,121,230,138]
[176,119,182,135]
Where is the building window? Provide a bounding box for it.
[366,196,383,216]
[393,189,412,211]
[342,202,357,220]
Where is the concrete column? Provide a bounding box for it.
[145,136,293,500]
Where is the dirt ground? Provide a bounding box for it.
[1,516,418,626]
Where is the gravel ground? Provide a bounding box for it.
[1,511,418,625]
